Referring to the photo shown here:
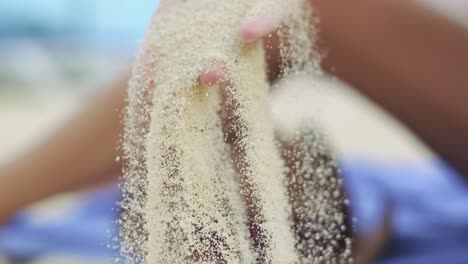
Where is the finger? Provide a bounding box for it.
[240,0,290,43]
[240,0,309,44]
[218,78,239,145]
[217,76,270,260]
[199,64,226,87]
[240,15,280,43]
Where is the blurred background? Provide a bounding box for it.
[0,1,467,264]
[0,0,158,162]
[0,1,158,263]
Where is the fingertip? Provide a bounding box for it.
[240,16,277,43]
[200,66,225,87]
[240,18,259,43]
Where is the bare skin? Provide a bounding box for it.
[1,0,467,226]
[241,0,468,177]
[0,78,127,222]
[313,0,468,178]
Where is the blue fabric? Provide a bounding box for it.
[341,158,468,263]
[0,185,119,260]
[1,158,467,263]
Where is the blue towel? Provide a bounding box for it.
[0,185,119,260]
[341,158,468,263]
[1,158,467,263]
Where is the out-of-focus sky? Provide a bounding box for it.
[0,0,159,40]
[0,1,160,95]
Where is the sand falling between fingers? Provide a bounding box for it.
[120,0,352,263]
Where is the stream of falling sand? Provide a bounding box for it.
[121,0,352,263]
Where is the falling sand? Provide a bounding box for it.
[120,0,352,263]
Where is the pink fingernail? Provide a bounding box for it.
[240,16,276,43]
[200,67,224,86]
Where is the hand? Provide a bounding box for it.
[149,0,292,145]
[157,0,284,87]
